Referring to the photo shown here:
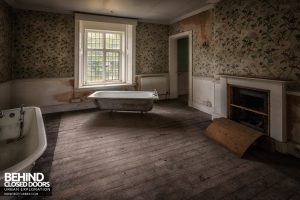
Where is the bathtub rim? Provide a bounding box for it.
[88,91,159,100]
[0,107,47,180]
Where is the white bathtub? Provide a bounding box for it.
[0,107,47,180]
[88,91,159,112]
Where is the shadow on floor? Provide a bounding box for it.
[245,146,300,182]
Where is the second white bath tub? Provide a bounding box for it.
[88,91,159,112]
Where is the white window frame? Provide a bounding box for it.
[74,14,137,89]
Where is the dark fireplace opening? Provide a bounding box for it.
[228,85,270,134]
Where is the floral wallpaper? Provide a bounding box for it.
[13,10,74,79]
[0,0,12,83]
[136,22,169,74]
[214,0,300,80]
[170,0,300,80]
[10,0,300,80]
[12,12,169,78]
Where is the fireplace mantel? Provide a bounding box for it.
[218,75,290,83]
[213,75,289,153]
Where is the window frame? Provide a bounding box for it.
[74,14,137,90]
[83,29,124,86]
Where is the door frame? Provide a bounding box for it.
[168,31,193,106]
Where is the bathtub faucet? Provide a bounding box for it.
[19,104,25,139]
[19,104,25,120]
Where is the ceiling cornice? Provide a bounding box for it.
[4,0,220,25]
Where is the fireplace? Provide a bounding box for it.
[215,75,287,153]
[228,85,270,134]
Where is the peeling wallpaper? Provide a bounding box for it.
[170,0,300,80]
[136,22,169,74]
[13,10,74,79]
[0,1,12,83]
[170,10,214,77]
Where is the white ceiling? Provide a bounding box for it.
[6,0,219,24]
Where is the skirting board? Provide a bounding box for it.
[287,143,300,158]
[274,140,300,158]
[41,102,97,114]
[211,112,224,120]
[192,101,212,115]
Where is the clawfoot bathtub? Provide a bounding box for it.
[88,90,159,112]
[0,107,47,181]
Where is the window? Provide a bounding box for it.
[85,31,123,84]
[75,14,137,89]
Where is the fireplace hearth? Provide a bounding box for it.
[228,85,270,134]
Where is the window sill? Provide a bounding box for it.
[76,83,135,91]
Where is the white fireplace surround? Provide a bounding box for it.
[213,75,288,146]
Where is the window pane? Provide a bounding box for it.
[87,32,104,49]
[86,50,104,83]
[105,33,121,49]
[105,52,120,81]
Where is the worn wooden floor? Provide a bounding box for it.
[37,100,300,200]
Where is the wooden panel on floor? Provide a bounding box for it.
[205,117,264,157]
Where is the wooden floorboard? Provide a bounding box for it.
[21,100,300,200]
